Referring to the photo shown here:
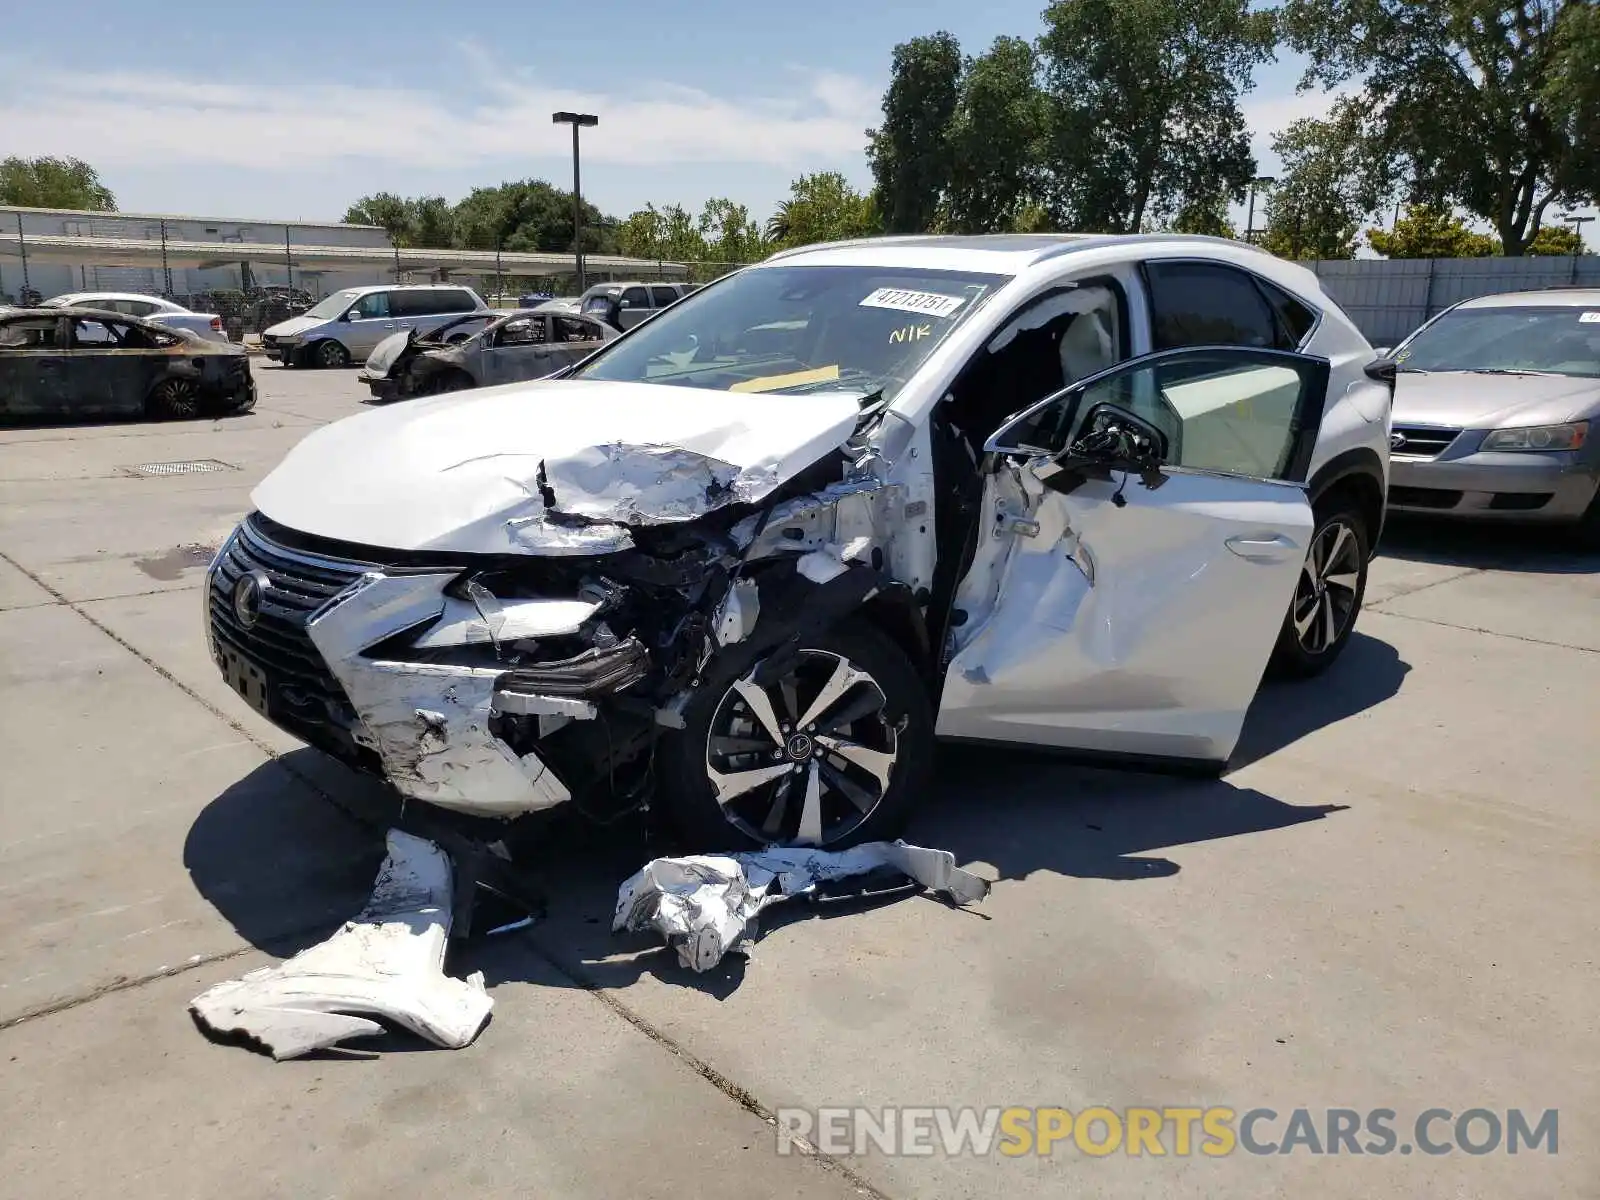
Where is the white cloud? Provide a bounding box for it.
[0,51,880,175]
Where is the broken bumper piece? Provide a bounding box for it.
[614,841,992,972]
[190,830,493,1059]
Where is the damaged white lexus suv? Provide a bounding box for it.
[208,234,1393,850]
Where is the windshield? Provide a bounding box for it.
[303,290,361,321]
[1397,306,1600,377]
[571,265,1011,400]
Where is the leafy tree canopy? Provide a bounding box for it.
[867,33,964,234]
[1367,204,1499,258]
[1282,0,1600,254]
[1261,97,1390,259]
[1038,0,1275,232]
[1,156,116,211]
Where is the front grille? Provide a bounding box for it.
[1389,485,1462,509]
[1389,424,1460,459]
[209,516,373,751]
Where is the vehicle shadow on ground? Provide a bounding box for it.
[183,630,1402,1027]
[1379,515,1599,575]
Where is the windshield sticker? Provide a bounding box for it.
[729,364,841,394]
[889,322,935,344]
[1580,312,1600,323]
[860,288,966,319]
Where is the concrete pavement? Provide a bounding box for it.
[0,363,1594,1198]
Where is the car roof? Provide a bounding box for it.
[49,291,180,304]
[764,232,1288,274]
[0,305,195,333]
[754,232,1341,313]
[1456,288,1600,309]
[333,284,476,294]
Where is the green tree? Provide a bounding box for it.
[867,33,965,233]
[1366,205,1499,258]
[1260,98,1390,259]
[1282,0,1600,255]
[409,196,454,248]
[0,156,116,210]
[943,37,1050,233]
[343,192,414,243]
[697,198,764,264]
[768,173,880,250]
[1523,224,1591,255]
[449,181,614,254]
[1037,0,1275,232]
[1169,197,1238,238]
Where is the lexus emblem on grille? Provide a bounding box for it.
[1389,432,1408,451]
[232,570,272,629]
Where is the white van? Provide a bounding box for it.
[262,285,488,368]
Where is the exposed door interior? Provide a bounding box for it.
[937,347,1331,766]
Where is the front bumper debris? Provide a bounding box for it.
[190,829,492,1059]
[614,841,992,972]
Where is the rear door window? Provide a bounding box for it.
[1144,261,1280,350]
[650,286,679,307]
[1254,277,1319,348]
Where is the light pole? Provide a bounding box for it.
[1560,211,1592,284]
[552,111,599,293]
[1245,176,1275,244]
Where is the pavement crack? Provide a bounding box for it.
[1370,606,1599,653]
[1367,565,1484,608]
[519,935,899,1200]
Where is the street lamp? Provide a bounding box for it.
[552,111,599,292]
[1559,211,1593,284]
[1245,176,1275,244]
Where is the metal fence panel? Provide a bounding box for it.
[1311,256,1600,346]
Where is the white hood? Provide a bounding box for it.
[263,315,323,339]
[251,379,865,555]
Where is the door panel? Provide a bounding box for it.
[937,347,1330,765]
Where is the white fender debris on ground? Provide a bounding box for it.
[190,830,493,1060]
[613,841,991,972]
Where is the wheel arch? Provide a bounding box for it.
[1308,448,1386,556]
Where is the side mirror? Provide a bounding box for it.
[342,310,358,322]
[1364,356,1398,384]
[1059,403,1169,472]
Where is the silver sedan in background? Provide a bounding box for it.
[1386,289,1600,544]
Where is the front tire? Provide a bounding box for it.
[1270,505,1370,678]
[312,339,350,369]
[658,619,933,851]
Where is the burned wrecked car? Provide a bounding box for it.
[0,308,255,420]
[359,309,617,402]
[208,235,1393,851]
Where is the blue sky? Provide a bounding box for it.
[0,0,1327,226]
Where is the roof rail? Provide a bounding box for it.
[764,234,935,262]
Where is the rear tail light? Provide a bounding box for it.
[210,316,223,331]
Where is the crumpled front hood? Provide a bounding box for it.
[251,379,865,555]
[1394,371,1600,428]
[361,328,415,376]
[263,315,321,339]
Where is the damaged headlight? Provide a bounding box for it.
[496,636,650,697]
